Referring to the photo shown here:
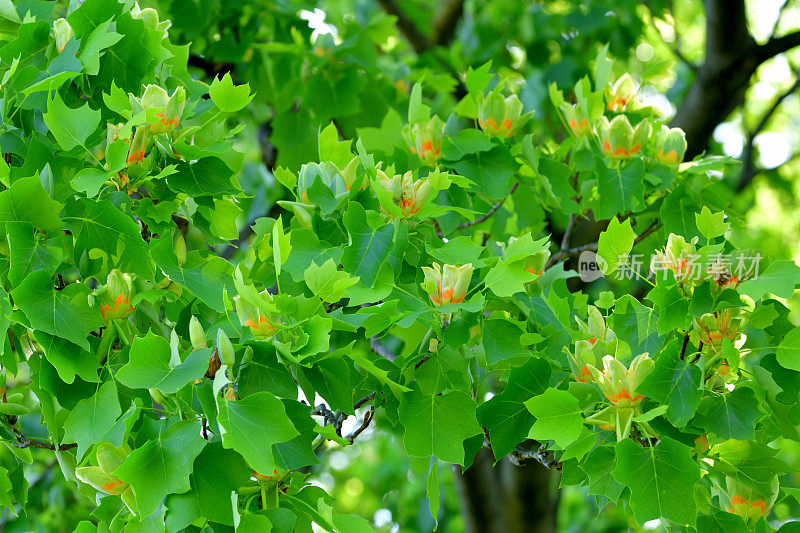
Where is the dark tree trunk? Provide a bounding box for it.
[453,448,558,533]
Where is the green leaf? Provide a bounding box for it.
[777,327,800,371]
[594,158,645,219]
[478,357,551,460]
[426,460,440,528]
[647,277,690,335]
[209,73,253,112]
[116,332,211,393]
[115,420,207,517]
[6,221,65,286]
[637,347,702,427]
[43,92,100,151]
[341,203,395,287]
[398,385,482,465]
[34,331,100,385]
[450,145,518,199]
[11,271,103,350]
[597,216,634,275]
[440,129,494,161]
[169,157,241,197]
[694,387,765,441]
[318,122,352,169]
[484,261,536,297]
[216,391,299,476]
[695,206,729,240]
[0,175,64,232]
[613,437,701,526]
[191,442,252,526]
[151,236,235,313]
[581,445,625,502]
[63,198,155,279]
[525,388,584,448]
[739,260,800,301]
[304,259,359,303]
[62,381,121,460]
[482,319,526,365]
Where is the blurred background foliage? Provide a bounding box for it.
[4,0,800,531]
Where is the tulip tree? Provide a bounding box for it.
[1,2,800,532]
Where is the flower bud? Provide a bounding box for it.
[408,116,444,165]
[216,329,235,367]
[422,262,473,306]
[340,156,362,192]
[53,18,73,54]
[126,125,149,167]
[97,269,135,322]
[596,115,651,160]
[149,387,168,405]
[131,2,171,33]
[234,291,280,338]
[654,126,687,165]
[567,340,597,382]
[587,354,653,409]
[189,316,207,350]
[605,73,638,112]
[173,234,187,267]
[277,201,314,230]
[478,93,526,138]
[297,162,347,204]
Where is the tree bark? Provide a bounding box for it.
[453,448,558,533]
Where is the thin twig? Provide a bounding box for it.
[456,182,519,231]
[8,427,77,451]
[347,407,374,444]
[353,392,377,410]
[370,336,396,361]
[546,219,661,269]
[560,214,576,251]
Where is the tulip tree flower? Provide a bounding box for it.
[375,169,433,218]
[507,235,550,278]
[567,306,620,382]
[97,269,136,322]
[131,85,186,134]
[53,18,73,54]
[605,73,638,112]
[723,476,779,522]
[234,291,280,339]
[126,125,149,166]
[130,2,171,34]
[693,310,742,347]
[408,116,445,165]
[653,233,700,286]
[421,263,474,306]
[558,102,592,137]
[76,444,137,514]
[586,354,654,440]
[478,92,530,138]
[654,125,688,165]
[596,115,652,160]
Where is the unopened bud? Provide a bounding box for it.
[216,329,235,367]
[174,234,187,266]
[189,316,206,350]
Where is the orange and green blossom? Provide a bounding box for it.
[421,263,474,306]
[654,233,700,286]
[596,115,652,160]
[478,92,527,138]
[235,291,280,338]
[408,116,445,165]
[376,169,434,218]
[587,354,653,409]
[53,18,73,54]
[133,85,186,134]
[76,444,137,514]
[654,125,688,165]
[604,73,638,112]
[693,309,742,346]
[567,306,618,382]
[97,269,135,322]
[507,236,550,278]
[724,476,779,522]
[126,125,149,166]
[558,102,592,137]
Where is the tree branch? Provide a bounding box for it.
[456,182,519,231]
[8,427,77,451]
[370,336,397,361]
[739,69,800,190]
[757,30,800,63]
[546,219,661,269]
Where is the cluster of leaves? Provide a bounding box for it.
[1,1,800,532]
